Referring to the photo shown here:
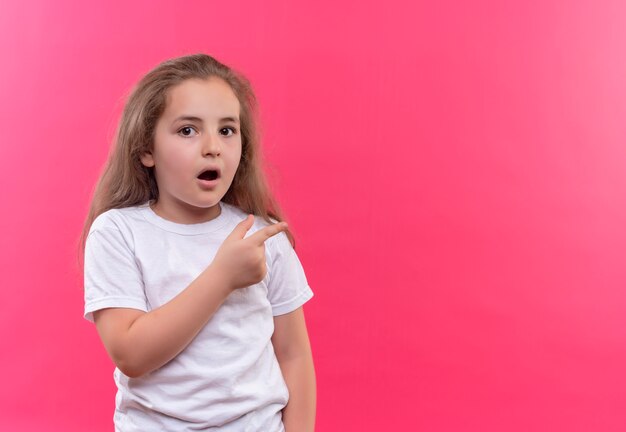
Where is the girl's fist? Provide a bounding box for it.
[211,215,288,291]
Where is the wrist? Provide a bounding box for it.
[204,263,235,294]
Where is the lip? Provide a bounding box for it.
[196,165,222,179]
[197,177,220,189]
[196,165,222,189]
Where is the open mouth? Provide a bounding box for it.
[197,170,220,181]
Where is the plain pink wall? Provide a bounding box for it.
[1,0,625,430]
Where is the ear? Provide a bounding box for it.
[140,151,155,168]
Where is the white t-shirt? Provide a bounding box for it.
[83,200,314,431]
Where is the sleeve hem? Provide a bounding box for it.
[271,286,314,316]
[84,297,149,323]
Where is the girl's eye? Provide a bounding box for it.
[221,126,238,137]
[178,126,199,137]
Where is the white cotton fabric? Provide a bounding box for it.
[83,200,313,431]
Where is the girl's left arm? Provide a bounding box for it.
[272,306,316,432]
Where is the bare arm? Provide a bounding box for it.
[272,307,316,432]
[93,215,288,378]
[93,264,232,378]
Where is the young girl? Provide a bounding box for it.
[79,53,316,431]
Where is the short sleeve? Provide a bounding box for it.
[83,227,148,323]
[266,231,314,316]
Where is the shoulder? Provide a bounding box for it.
[88,204,147,237]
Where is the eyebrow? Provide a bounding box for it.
[172,115,240,124]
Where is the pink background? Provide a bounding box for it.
[1,1,625,430]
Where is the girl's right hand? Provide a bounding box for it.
[210,214,288,291]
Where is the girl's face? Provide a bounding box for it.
[140,78,242,224]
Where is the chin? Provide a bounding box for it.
[196,198,224,208]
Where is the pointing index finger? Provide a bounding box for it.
[248,221,288,245]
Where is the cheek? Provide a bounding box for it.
[227,144,243,169]
[212,150,239,186]
[155,154,192,184]
[161,145,192,167]
[229,153,241,173]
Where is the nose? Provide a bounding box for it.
[202,131,221,157]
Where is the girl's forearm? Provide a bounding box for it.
[121,265,233,378]
[280,354,317,432]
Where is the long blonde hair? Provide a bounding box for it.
[77,53,295,270]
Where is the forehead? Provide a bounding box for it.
[162,78,240,119]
